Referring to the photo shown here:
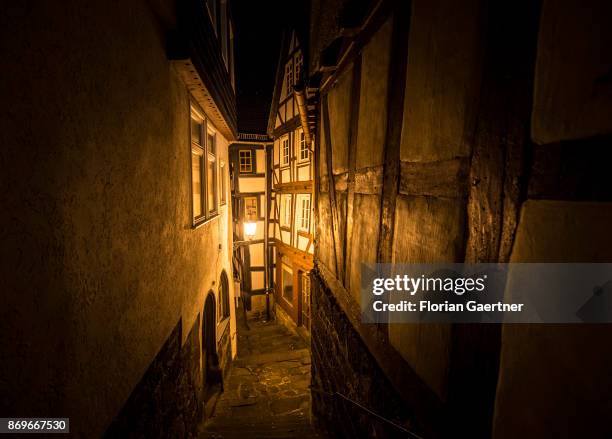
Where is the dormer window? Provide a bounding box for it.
[294,53,303,85]
[285,61,294,95]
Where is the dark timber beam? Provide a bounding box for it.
[342,55,362,286]
[321,95,343,278]
[376,0,411,264]
[454,1,542,438]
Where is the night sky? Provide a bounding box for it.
[231,0,309,134]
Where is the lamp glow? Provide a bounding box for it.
[244,221,257,239]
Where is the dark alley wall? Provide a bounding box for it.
[0,0,235,436]
[310,0,612,437]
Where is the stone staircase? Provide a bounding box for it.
[202,412,322,438]
[199,319,326,439]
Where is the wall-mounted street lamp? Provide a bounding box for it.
[243,221,257,240]
[234,221,256,249]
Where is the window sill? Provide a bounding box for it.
[192,212,220,230]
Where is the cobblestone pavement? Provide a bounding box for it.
[200,316,326,438]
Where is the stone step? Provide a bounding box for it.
[202,433,322,439]
[207,418,313,429]
[232,348,310,367]
[202,427,324,438]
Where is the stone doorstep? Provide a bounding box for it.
[232,348,310,367]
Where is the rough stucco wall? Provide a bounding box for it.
[355,17,392,170]
[494,201,612,438]
[531,0,612,144]
[389,195,466,399]
[316,0,475,411]
[387,0,483,401]
[392,196,466,264]
[400,0,483,162]
[328,66,352,175]
[0,0,234,436]
[316,193,335,276]
[345,194,380,303]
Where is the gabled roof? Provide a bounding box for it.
[267,30,289,137]
[266,24,310,137]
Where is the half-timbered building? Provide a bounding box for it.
[229,132,273,317]
[307,0,612,437]
[267,30,316,334]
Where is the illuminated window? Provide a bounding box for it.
[298,196,311,231]
[220,160,227,205]
[190,104,218,225]
[298,130,308,161]
[191,112,205,222]
[239,150,253,173]
[206,130,217,214]
[294,53,303,84]
[281,194,292,228]
[244,196,258,220]
[282,136,290,166]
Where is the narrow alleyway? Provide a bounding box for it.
[200,315,325,438]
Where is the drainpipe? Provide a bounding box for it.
[294,85,313,150]
[264,143,271,321]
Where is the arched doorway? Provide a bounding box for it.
[202,292,221,394]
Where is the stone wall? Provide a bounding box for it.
[104,318,202,438]
[311,272,419,438]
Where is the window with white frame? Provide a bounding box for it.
[285,60,293,95]
[220,160,227,205]
[298,196,311,231]
[281,194,292,228]
[190,104,218,225]
[191,111,205,222]
[206,130,217,214]
[298,130,308,161]
[294,53,303,85]
[239,150,253,173]
[281,136,290,166]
